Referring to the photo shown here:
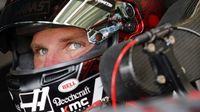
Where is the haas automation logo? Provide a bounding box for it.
[19,87,54,112]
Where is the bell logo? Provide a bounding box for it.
[58,79,79,93]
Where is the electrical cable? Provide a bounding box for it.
[174,26,200,37]
[111,39,138,111]
[129,6,144,38]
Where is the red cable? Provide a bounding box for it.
[130,0,144,38]
[83,100,104,112]
[111,39,139,111]
[130,6,144,38]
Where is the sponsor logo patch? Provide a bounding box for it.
[58,79,79,93]
[19,87,53,112]
[14,0,50,17]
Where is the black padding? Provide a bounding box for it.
[99,40,130,100]
[15,36,34,70]
[0,52,16,112]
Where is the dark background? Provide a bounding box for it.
[0,0,16,111]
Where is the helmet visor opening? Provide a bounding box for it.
[1,22,103,71]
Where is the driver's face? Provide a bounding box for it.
[31,27,94,69]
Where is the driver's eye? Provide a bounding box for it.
[68,42,83,50]
[37,48,48,56]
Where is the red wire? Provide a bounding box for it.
[132,7,145,36]
[111,39,139,111]
[83,100,103,112]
